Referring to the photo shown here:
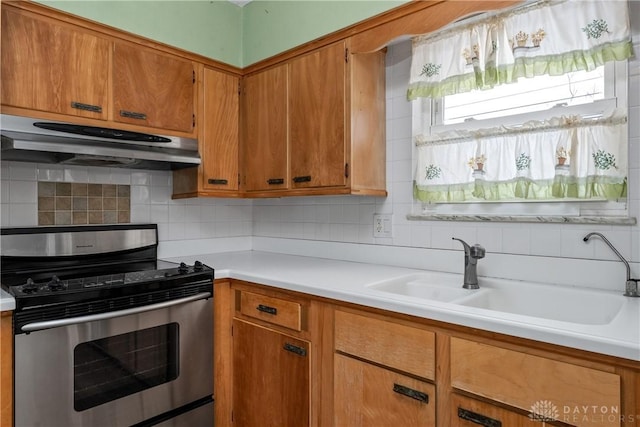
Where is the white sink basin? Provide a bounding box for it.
[455,280,625,325]
[367,273,475,303]
[367,273,625,325]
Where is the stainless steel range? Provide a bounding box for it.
[0,224,214,427]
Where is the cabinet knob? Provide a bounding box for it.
[457,407,502,427]
[283,342,307,357]
[256,304,277,315]
[71,101,102,113]
[120,110,147,120]
[292,175,312,183]
[392,383,429,403]
[208,178,229,185]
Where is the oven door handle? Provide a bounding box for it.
[21,292,212,333]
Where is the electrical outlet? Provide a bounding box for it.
[373,214,392,238]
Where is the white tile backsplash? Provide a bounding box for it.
[0,164,253,243]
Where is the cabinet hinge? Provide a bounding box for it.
[238,82,241,96]
[193,114,196,127]
[238,173,241,185]
[345,47,349,63]
[193,70,196,84]
[345,163,350,178]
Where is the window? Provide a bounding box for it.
[440,67,607,125]
[407,0,632,221]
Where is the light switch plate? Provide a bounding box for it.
[373,214,393,238]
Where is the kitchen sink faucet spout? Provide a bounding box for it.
[583,232,639,297]
[452,238,485,290]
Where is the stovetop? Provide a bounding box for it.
[5,260,213,311]
[1,224,216,320]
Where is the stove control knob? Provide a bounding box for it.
[178,262,189,274]
[194,261,204,271]
[47,275,64,291]
[23,278,38,293]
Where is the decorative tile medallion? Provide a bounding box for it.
[38,182,131,225]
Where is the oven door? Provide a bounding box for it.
[14,293,213,427]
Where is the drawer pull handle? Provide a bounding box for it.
[256,304,277,315]
[392,384,428,403]
[71,102,102,113]
[293,175,311,183]
[458,408,502,427]
[208,179,229,185]
[120,110,147,120]
[267,178,285,185]
[283,342,307,357]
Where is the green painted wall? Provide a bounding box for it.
[36,0,244,67]
[241,0,406,66]
[36,0,407,67]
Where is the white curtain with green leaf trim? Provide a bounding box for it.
[413,111,628,202]
[409,0,632,203]
[407,0,633,100]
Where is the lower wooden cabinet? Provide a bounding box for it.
[216,280,639,427]
[450,337,622,427]
[232,319,309,427]
[334,353,435,427]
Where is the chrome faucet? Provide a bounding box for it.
[583,232,639,297]
[452,238,486,289]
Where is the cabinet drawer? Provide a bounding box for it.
[334,310,435,380]
[334,353,435,427]
[450,338,621,427]
[238,290,302,331]
[452,394,532,427]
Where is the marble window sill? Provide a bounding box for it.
[406,214,637,225]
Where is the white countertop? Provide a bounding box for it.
[165,250,640,362]
[1,288,15,311]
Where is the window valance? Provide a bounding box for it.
[407,0,633,100]
[413,110,628,202]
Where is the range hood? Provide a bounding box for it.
[1,114,201,170]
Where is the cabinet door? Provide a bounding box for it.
[201,68,239,191]
[1,8,109,119]
[289,41,346,189]
[113,42,194,133]
[451,394,534,427]
[233,319,309,427]
[334,354,435,427]
[242,65,288,192]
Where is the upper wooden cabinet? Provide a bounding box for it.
[239,40,387,198]
[200,67,239,192]
[1,2,199,138]
[242,64,289,193]
[173,67,241,197]
[289,41,347,190]
[112,42,195,133]
[1,8,110,120]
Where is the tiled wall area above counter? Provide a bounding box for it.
[1,162,253,242]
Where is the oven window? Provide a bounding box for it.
[73,323,179,411]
